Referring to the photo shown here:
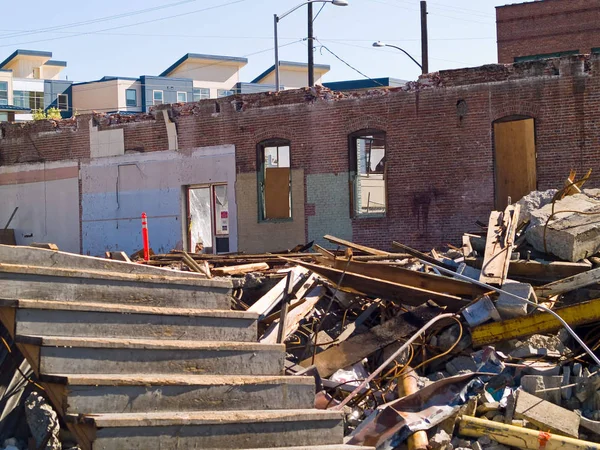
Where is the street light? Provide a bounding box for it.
[372,41,423,71]
[274,0,349,92]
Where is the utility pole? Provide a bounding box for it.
[308,2,315,87]
[420,0,429,74]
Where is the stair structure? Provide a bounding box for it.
[0,254,373,450]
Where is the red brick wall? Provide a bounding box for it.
[497,0,600,63]
[2,56,600,251]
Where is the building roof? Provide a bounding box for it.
[159,53,249,77]
[0,105,31,112]
[0,50,53,70]
[323,77,407,91]
[73,76,140,86]
[251,61,331,84]
[44,60,67,67]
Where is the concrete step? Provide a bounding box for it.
[17,336,284,376]
[0,263,232,309]
[69,410,344,450]
[42,374,316,414]
[245,446,375,450]
[2,299,258,342]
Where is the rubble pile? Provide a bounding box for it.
[184,172,600,448]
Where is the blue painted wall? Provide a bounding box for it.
[44,80,73,118]
[140,76,193,112]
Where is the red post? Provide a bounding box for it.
[141,212,150,261]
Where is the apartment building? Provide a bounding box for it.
[0,50,72,121]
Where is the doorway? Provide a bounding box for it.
[187,184,229,254]
[493,117,537,210]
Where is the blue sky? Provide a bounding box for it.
[0,0,515,84]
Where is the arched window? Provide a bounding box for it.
[257,139,291,220]
[349,129,387,217]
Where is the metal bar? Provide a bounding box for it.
[4,207,18,230]
[274,14,280,92]
[418,258,600,367]
[333,312,457,410]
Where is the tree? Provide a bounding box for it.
[33,107,62,121]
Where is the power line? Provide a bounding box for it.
[0,0,200,40]
[315,39,385,86]
[0,0,248,49]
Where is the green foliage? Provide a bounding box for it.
[32,107,63,121]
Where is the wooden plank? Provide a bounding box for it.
[471,297,600,347]
[324,235,389,256]
[211,263,270,276]
[261,286,325,344]
[535,266,600,298]
[391,241,456,271]
[331,259,486,298]
[265,167,290,219]
[462,235,474,258]
[479,204,520,286]
[284,258,468,311]
[494,118,536,210]
[466,257,591,284]
[247,267,308,318]
[299,304,443,377]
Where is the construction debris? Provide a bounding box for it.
[4,171,600,449]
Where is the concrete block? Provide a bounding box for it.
[517,190,558,225]
[520,375,562,405]
[514,389,580,438]
[462,296,501,327]
[496,280,532,320]
[85,410,344,450]
[526,193,600,262]
[446,356,478,376]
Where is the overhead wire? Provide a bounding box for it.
[315,39,385,86]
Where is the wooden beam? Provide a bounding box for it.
[323,235,389,256]
[459,415,600,450]
[535,266,600,298]
[283,258,468,311]
[466,257,591,284]
[479,204,520,286]
[391,241,456,271]
[331,259,486,298]
[471,297,600,347]
[299,304,443,377]
[211,263,269,276]
[247,267,308,318]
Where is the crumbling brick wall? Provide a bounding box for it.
[2,55,600,251]
[497,0,600,64]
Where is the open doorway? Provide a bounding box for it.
[187,184,229,254]
[493,117,537,210]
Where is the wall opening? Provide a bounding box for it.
[349,129,387,217]
[186,183,229,254]
[257,139,292,221]
[493,116,537,210]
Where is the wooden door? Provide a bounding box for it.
[494,118,536,210]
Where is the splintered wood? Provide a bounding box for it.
[479,203,520,286]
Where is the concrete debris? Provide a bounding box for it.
[24,392,61,450]
[495,280,533,319]
[517,189,558,224]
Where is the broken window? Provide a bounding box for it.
[349,130,387,216]
[258,139,291,220]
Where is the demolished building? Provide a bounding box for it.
[1,55,600,254]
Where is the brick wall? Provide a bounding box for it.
[2,55,600,251]
[497,0,600,63]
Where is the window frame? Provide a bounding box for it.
[217,89,234,98]
[256,138,293,222]
[125,89,137,107]
[0,81,7,106]
[193,87,210,101]
[348,129,388,218]
[153,90,164,105]
[57,94,68,111]
[177,91,188,103]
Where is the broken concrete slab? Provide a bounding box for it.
[517,189,558,225]
[514,389,580,438]
[526,193,600,262]
[462,296,501,327]
[496,280,534,320]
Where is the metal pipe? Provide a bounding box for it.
[418,259,600,367]
[333,312,457,410]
